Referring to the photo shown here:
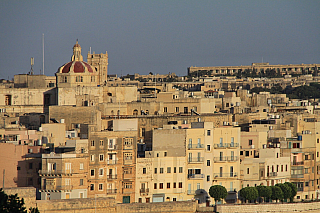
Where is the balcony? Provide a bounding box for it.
[267,172,278,177]
[41,185,73,192]
[107,174,117,180]
[107,189,117,194]
[188,157,204,163]
[140,188,149,195]
[213,156,239,162]
[108,145,117,150]
[188,144,205,149]
[188,174,204,179]
[39,170,73,176]
[214,143,239,149]
[187,190,196,195]
[292,161,304,166]
[214,172,238,178]
[107,159,117,165]
[291,174,304,179]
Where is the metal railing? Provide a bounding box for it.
[187,157,204,163]
[107,189,117,194]
[291,174,304,178]
[188,174,205,179]
[213,172,238,178]
[39,169,73,175]
[267,172,278,177]
[140,188,149,193]
[188,144,205,149]
[187,190,196,195]
[292,161,304,165]
[107,174,117,179]
[213,156,239,162]
[107,159,117,165]
[214,143,239,148]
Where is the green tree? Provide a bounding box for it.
[256,185,272,203]
[208,185,228,204]
[0,188,39,213]
[276,183,292,202]
[270,186,283,203]
[284,182,298,202]
[239,187,258,203]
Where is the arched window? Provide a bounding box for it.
[133,109,138,116]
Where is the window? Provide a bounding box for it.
[305,155,309,160]
[99,183,103,191]
[5,95,11,106]
[207,130,211,136]
[318,138,319,143]
[285,164,288,171]
[164,152,167,157]
[123,182,132,189]
[108,139,115,149]
[90,184,94,190]
[141,128,145,137]
[90,155,95,162]
[175,107,179,112]
[29,163,33,169]
[245,151,249,156]
[160,168,164,173]
[91,140,95,146]
[164,107,167,112]
[249,140,252,145]
[305,182,309,187]
[167,183,170,189]
[124,153,132,160]
[143,168,146,174]
[207,145,210,151]
[247,168,250,174]
[154,168,157,174]
[80,179,83,186]
[240,151,243,155]
[100,140,104,146]
[207,160,210,166]
[159,183,163,189]
[173,182,176,188]
[179,182,182,188]
[99,154,104,161]
[281,165,283,172]
[124,138,133,147]
[167,167,171,173]
[99,168,103,176]
[305,168,309,174]
[318,152,319,158]
[174,167,176,173]
[91,169,95,176]
[91,76,95,82]
[207,175,210,181]
[179,167,183,173]
[154,183,157,189]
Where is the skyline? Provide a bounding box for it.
[0,1,319,80]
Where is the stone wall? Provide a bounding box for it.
[216,202,320,213]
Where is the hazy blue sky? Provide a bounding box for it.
[0,0,319,79]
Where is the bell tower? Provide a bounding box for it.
[87,50,108,85]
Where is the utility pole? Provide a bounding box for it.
[3,169,5,188]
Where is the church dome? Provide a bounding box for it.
[60,61,93,73]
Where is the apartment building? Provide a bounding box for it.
[39,139,89,200]
[88,119,138,203]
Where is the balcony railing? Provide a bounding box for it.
[214,143,239,149]
[187,190,196,195]
[214,172,238,178]
[188,157,204,163]
[39,170,73,176]
[107,189,117,194]
[291,174,304,179]
[188,144,205,149]
[107,174,117,179]
[108,145,117,150]
[140,188,149,193]
[188,174,205,179]
[213,156,239,162]
[42,185,73,191]
[107,159,117,165]
[267,172,278,177]
[292,161,304,166]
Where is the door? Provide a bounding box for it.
[66,193,70,199]
[65,163,71,174]
[123,196,130,203]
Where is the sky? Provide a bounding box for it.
[0,0,319,79]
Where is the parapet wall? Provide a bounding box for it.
[216,202,320,213]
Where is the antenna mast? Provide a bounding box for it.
[30,57,34,75]
[42,33,44,75]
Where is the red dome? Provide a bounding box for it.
[61,61,93,73]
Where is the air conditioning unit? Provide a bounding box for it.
[251,145,255,149]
